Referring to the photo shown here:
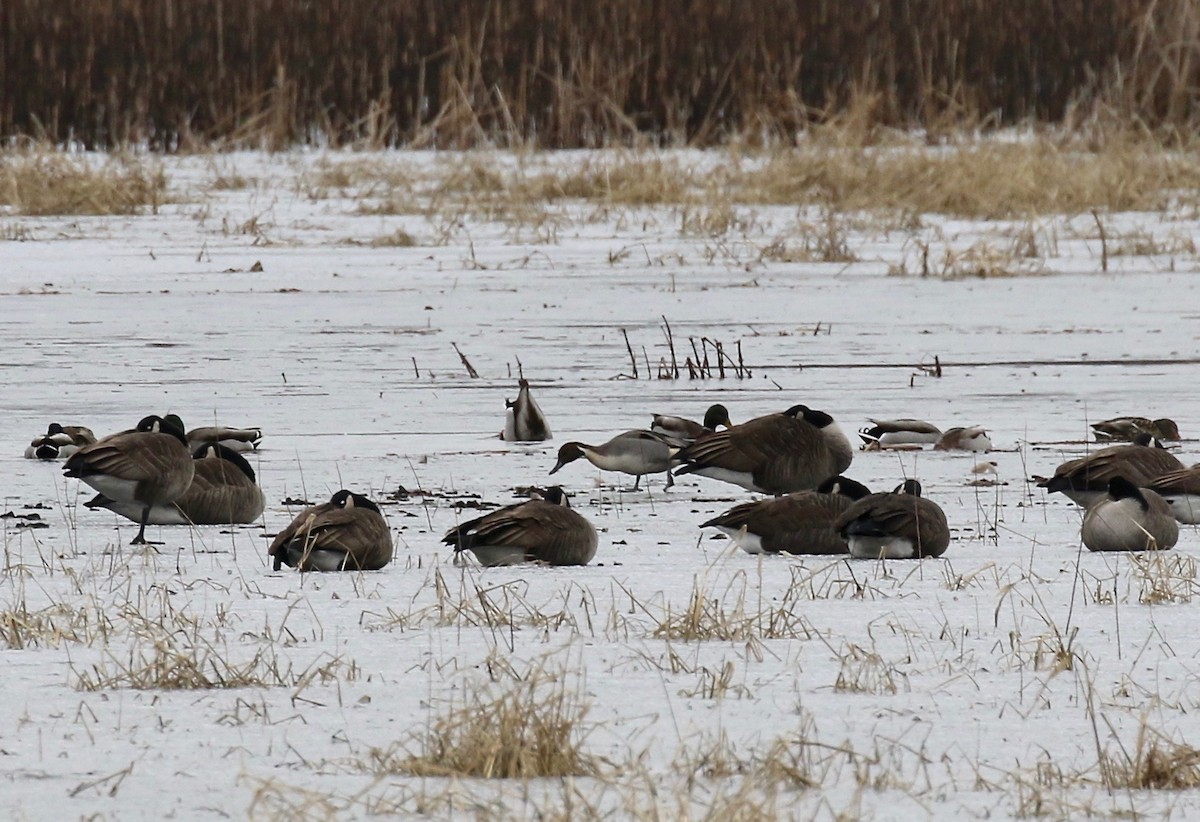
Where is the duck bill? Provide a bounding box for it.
[549,460,565,475]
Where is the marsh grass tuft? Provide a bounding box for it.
[0,152,166,215]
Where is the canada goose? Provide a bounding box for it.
[858,419,941,449]
[700,475,871,555]
[86,443,265,525]
[1092,417,1181,443]
[835,479,950,559]
[1037,436,1184,507]
[550,430,679,490]
[500,379,552,442]
[933,426,993,452]
[63,414,195,545]
[1082,477,1179,552]
[673,405,853,495]
[24,423,96,459]
[186,426,262,452]
[443,486,598,566]
[1145,467,1200,524]
[269,490,392,572]
[651,404,732,443]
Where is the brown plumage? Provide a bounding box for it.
[64,414,195,544]
[86,443,265,525]
[674,404,853,495]
[1145,466,1200,524]
[1037,436,1184,507]
[1092,417,1181,443]
[443,487,598,566]
[834,479,950,559]
[701,475,871,555]
[651,404,732,444]
[187,425,262,452]
[269,490,392,572]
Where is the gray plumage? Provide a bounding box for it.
[501,379,552,442]
[187,426,262,452]
[651,404,732,444]
[1082,477,1179,552]
[858,418,941,448]
[269,490,392,572]
[1092,417,1181,443]
[550,429,679,490]
[444,487,598,566]
[25,422,96,460]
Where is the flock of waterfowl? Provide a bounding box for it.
[22,387,1194,571]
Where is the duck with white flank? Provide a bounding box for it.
[673,405,853,495]
[63,414,195,545]
[1036,434,1184,508]
[834,479,950,559]
[933,426,993,452]
[651,403,732,444]
[858,419,941,449]
[444,486,597,566]
[86,443,265,526]
[25,423,96,460]
[187,426,262,452]
[701,475,871,555]
[1082,477,1179,552]
[501,378,552,442]
[550,430,679,490]
[269,490,392,572]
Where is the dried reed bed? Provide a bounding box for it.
[0,152,165,215]
[4,1,1200,148]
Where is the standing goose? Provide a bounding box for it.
[1037,435,1184,508]
[187,426,262,452]
[501,379,552,442]
[86,443,265,525]
[269,490,392,572]
[1082,477,1179,552]
[673,405,853,495]
[701,475,871,555]
[858,419,941,449]
[443,486,598,566]
[25,423,96,460]
[1092,416,1181,443]
[933,426,993,452]
[651,404,732,444]
[550,429,679,490]
[834,479,950,559]
[64,414,195,545]
[1145,466,1200,524]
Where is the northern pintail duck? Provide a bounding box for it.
[701,475,871,555]
[25,423,96,460]
[1145,466,1200,524]
[85,443,265,525]
[186,426,262,452]
[673,405,853,495]
[269,490,392,572]
[1037,435,1184,508]
[1082,477,1179,552]
[834,479,950,559]
[1092,416,1181,443]
[933,426,992,452]
[651,404,732,444]
[64,414,195,545]
[500,379,552,442]
[550,429,679,490]
[443,486,598,566]
[858,419,941,449]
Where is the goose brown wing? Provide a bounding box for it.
[444,500,573,551]
[1148,467,1200,494]
[65,432,187,482]
[676,413,790,473]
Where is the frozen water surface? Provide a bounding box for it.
[1,150,1199,818]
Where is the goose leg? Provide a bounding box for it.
[631,475,642,492]
[665,470,674,490]
[132,506,150,545]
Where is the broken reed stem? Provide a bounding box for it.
[451,342,480,378]
[621,328,638,379]
[1092,209,1109,272]
[411,356,420,378]
[662,315,679,378]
